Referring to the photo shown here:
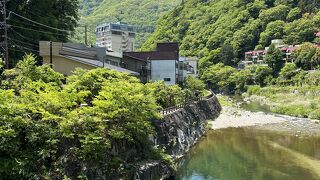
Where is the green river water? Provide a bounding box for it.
[177,128,320,180]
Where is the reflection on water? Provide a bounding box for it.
[177,128,320,180]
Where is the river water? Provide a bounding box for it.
[177,127,320,180]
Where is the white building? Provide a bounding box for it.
[151,58,178,85]
[179,57,198,81]
[123,42,180,85]
[96,23,135,52]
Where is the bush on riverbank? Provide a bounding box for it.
[245,85,320,119]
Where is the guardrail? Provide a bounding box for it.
[159,92,214,115]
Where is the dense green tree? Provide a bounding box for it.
[7,0,79,65]
[305,71,320,86]
[264,44,285,75]
[232,69,254,93]
[259,5,290,27]
[286,7,302,21]
[221,43,236,66]
[253,66,273,86]
[201,63,237,94]
[259,20,285,47]
[311,48,320,69]
[183,76,206,98]
[284,17,317,45]
[145,81,185,108]
[292,42,317,70]
[277,63,299,85]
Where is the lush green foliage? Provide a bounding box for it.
[264,44,285,75]
[292,43,320,70]
[0,55,186,178]
[72,0,179,48]
[143,0,319,69]
[183,76,206,99]
[246,85,320,119]
[146,81,185,108]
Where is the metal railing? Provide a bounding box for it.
[159,92,214,115]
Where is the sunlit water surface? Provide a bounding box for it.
[177,128,320,180]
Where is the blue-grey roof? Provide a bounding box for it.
[62,55,140,76]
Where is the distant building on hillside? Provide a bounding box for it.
[241,38,314,69]
[95,22,135,52]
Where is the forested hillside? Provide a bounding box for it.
[79,0,104,15]
[142,0,319,66]
[72,0,179,48]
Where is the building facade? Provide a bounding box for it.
[123,42,180,85]
[39,41,139,76]
[96,23,135,52]
[179,57,198,82]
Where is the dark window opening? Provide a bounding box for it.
[164,78,171,82]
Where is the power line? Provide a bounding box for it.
[7,11,71,33]
[9,24,68,36]
[8,37,39,47]
[0,0,9,69]
[9,41,39,53]
[8,47,30,54]
[9,27,37,42]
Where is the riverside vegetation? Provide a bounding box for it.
[200,43,320,119]
[0,55,206,179]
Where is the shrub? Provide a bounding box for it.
[247,85,261,95]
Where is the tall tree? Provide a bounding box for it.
[264,43,285,75]
[293,42,317,70]
[6,0,79,67]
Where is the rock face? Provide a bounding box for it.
[136,95,221,179]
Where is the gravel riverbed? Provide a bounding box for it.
[210,106,320,136]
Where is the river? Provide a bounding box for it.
[176,120,320,179]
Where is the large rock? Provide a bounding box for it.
[153,95,221,157]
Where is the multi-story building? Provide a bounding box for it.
[96,23,135,52]
[123,42,181,85]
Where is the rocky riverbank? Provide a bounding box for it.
[209,106,320,136]
[136,95,222,179]
[209,107,287,130]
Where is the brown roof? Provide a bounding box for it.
[156,42,179,52]
[123,51,178,61]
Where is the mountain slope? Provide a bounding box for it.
[72,0,180,48]
[142,0,320,67]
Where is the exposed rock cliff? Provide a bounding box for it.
[136,95,221,179]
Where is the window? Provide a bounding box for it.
[164,78,171,82]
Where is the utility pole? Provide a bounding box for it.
[0,0,9,69]
[49,41,52,68]
[84,24,88,46]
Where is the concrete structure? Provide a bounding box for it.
[39,41,139,76]
[121,54,150,83]
[96,23,135,52]
[179,57,198,82]
[123,42,180,85]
